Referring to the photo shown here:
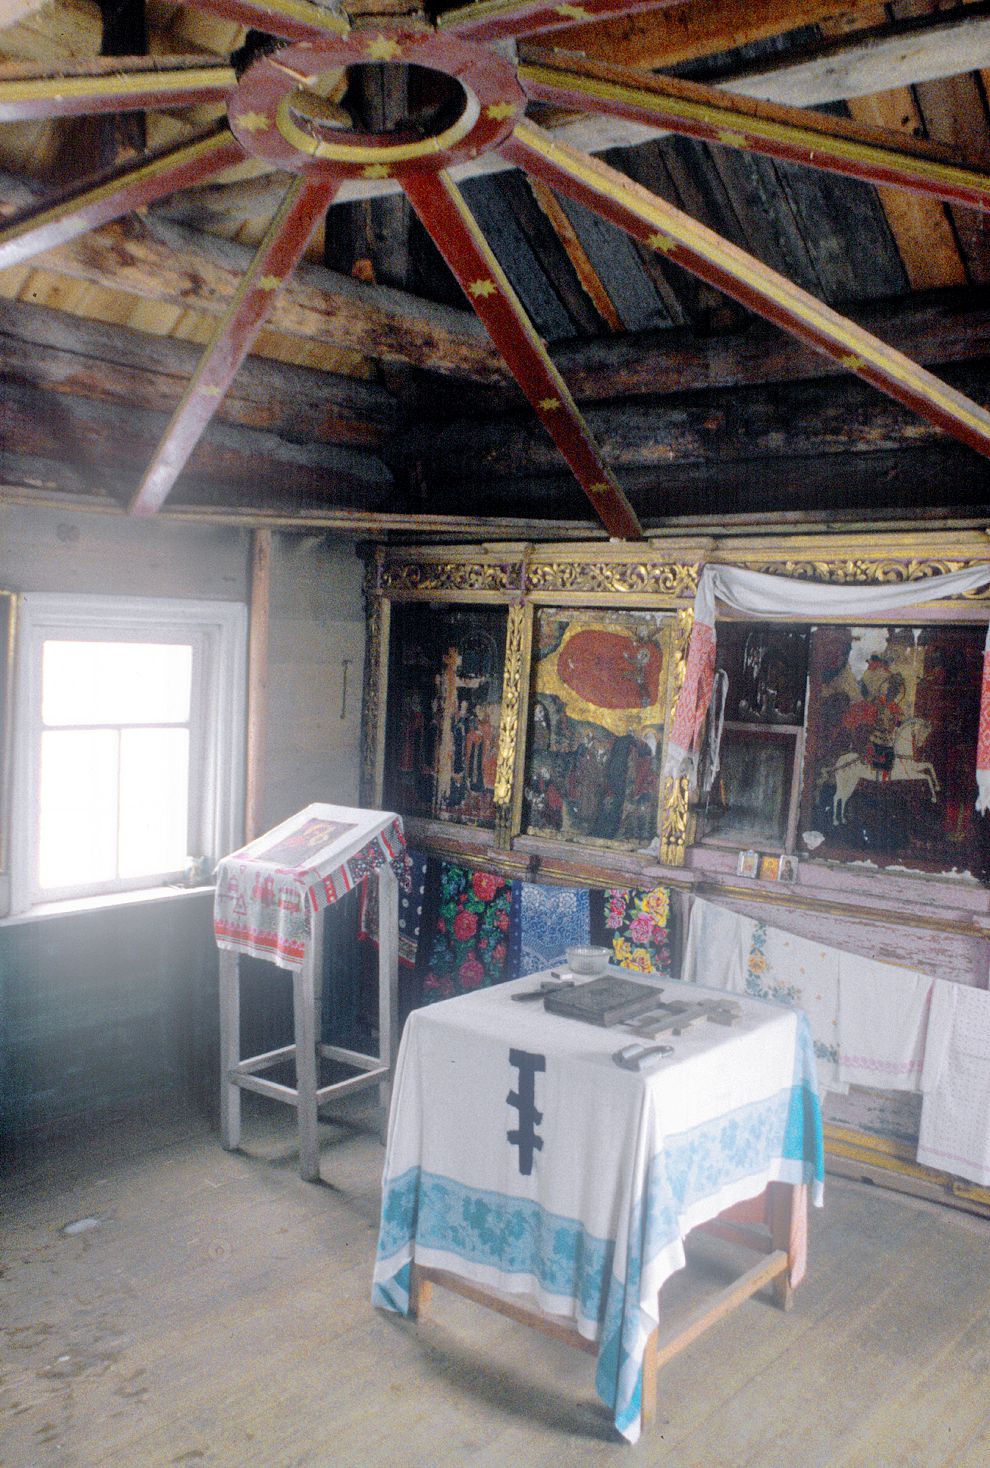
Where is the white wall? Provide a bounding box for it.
[0,506,366,836]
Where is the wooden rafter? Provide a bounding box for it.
[402,167,643,539]
[519,56,990,215]
[548,0,979,74]
[0,125,245,271]
[440,0,678,45]
[502,120,990,465]
[179,0,349,43]
[130,173,339,515]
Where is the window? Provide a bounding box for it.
[9,595,246,913]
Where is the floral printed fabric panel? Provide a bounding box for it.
[602,885,675,975]
[507,881,591,979]
[422,863,512,1002]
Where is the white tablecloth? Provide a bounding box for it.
[373,973,824,1443]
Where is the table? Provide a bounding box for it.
[213,802,406,1181]
[373,972,824,1442]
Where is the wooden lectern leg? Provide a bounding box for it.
[218,949,241,1151]
[769,1181,806,1311]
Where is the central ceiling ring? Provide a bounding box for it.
[229,31,526,179]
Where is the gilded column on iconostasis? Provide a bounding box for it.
[494,599,534,850]
[658,606,695,867]
[360,552,390,809]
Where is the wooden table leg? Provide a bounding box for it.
[409,1264,433,1321]
[218,949,241,1151]
[769,1181,807,1310]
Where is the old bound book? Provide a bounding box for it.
[543,975,662,1027]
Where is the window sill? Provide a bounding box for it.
[0,883,215,928]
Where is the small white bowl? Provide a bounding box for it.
[566,945,611,976]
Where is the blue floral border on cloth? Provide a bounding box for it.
[373,1016,824,1442]
[507,882,592,979]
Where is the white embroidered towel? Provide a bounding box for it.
[917,980,990,1185]
[681,897,755,993]
[837,955,933,1092]
[743,920,846,1097]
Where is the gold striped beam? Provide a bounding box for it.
[130,175,339,517]
[519,55,990,214]
[402,167,643,539]
[0,127,246,273]
[502,120,990,465]
[0,56,236,121]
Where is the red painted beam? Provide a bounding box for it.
[519,56,990,214]
[402,167,643,539]
[440,0,679,46]
[0,126,246,273]
[0,56,236,122]
[130,174,339,516]
[503,120,990,466]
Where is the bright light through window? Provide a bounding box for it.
[38,641,194,892]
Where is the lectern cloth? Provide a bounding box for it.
[213,802,406,970]
[373,975,824,1444]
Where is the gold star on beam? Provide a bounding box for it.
[554,3,592,18]
[256,275,282,291]
[588,481,610,495]
[840,353,867,371]
[539,397,562,412]
[366,35,402,61]
[647,232,677,253]
[469,279,497,298]
[237,111,270,133]
[362,163,391,179]
[485,102,519,121]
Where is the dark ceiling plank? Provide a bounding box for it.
[525,176,625,332]
[22,207,508,382]
[550,189,673,332]
[0,55,236,121]
[396,360,990,479]
[519,56,990,214]
[130,174,340,517]
[506,121,990,462]
[0,126,245,272]
[459,174,578,343]
[771,149,908,304]
[0,296,397,446]
[703,144,824,298]
[498,170,609,336]
[546,0,886,71]
[402,166,643,539]
[0,378,393,508]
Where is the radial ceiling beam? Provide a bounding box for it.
[179,0,349,43]
[503,121,990,466]
[0,55,236,121]
[402,167,643,539]
[130,173,339,517]
[519,56,990,215]
[0,125,245,272]
[440,0,679,46]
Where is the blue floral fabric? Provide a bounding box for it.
[507,881,592,979]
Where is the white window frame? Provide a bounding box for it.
[8,594,246,916]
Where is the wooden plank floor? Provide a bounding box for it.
[2,1096,989,1468]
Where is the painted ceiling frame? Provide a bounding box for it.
[3,0,990,538]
